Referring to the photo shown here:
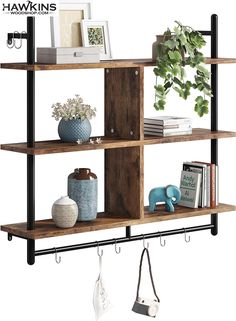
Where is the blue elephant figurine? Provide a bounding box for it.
[148,185,181,212]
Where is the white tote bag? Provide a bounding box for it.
[93,256,111,320]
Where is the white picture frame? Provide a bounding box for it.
[50,1,91,47]
[81,20,112,60]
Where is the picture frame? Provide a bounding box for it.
[81,20,112,60]
[50,1,92,47]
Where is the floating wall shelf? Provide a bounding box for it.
[0,15,236,264]
[1,204,235,240]
[1,129,236,155]
[1,57,236,71]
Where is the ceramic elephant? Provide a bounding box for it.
[148,185,181,212]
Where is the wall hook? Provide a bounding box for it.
[14,31,22,49]
[7,36,15,49]
[142,235,149,249]
[114,239,121,254]
[184,228,191,243]
[159,232,166,247]
[97,241,103,257]
[54,247,61,264]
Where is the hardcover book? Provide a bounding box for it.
[182,162,207,207]
[144,116,192,125]
[144,130,192,137]
[193,161,217,208]
[144,123,192,131]
[179,170,201,208]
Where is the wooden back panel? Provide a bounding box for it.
[105,67,144,219]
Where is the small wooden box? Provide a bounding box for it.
[37,47,100,64]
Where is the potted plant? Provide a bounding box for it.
[153,21,212,117]
[52,94,96,142]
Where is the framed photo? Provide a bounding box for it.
[50,1,91,47]
[81,20,112,60]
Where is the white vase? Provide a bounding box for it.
[52,196,78,228]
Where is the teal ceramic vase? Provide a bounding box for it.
[58,118,91,142]
[68,168,98,221]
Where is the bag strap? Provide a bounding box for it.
[136,248,160,302]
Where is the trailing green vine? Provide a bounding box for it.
[153,21,212,117]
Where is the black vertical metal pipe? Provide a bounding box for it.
[27,16,35,146]
[210,14,218,236]
[27,17,36,265]
[126,226,131,238]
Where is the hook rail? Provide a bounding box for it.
[35,223,214,257]
[7,31,28,43]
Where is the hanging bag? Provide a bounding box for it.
[132,248,160,318]
[93,255,111,320]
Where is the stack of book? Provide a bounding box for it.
[144,116,192,137]
[179,161,219,208]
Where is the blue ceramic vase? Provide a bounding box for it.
[68,168,98,221]
[58,118,91,142]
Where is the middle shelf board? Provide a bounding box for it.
[1,203,235,240]
[1,129,236,155]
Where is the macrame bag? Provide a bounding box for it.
[93,255,111,320]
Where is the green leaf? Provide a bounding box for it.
[164,81,173,90]
[197,65,210,78]
[155,84,165,95]
[177,33,187,46]
[195,96,203,104]
[173,86,185,98]
[186,80,192,89]
[172,66,181,76]
[164,39,177,49]
[154,99,166,111]
[173,77,184,88]
[168,50,182,62]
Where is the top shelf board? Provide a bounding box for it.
[1,58,236,71]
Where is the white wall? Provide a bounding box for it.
[0,1,236,320]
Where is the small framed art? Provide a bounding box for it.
[50,1,91,47]
[81,20,112,60]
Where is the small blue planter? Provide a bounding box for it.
[58,118,91,142]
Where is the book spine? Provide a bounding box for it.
[144,130,192,137]
[144,119,192,125]
[210,164,216,208]
[215,165,219,206]
[206,165,210,207]
[144,124,192,130]
[203,167,207,207]
[144,125,192,133]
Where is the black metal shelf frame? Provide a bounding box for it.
[7,15,218,265]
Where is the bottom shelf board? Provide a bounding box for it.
[1,203,235,240]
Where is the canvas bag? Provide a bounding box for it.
[93,255,111,320]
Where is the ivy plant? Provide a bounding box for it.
[153,21,212,117]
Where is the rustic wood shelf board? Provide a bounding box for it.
[143,128,236,145]
[1,58,236,70]
[1,203,235,240]
[1,129,235,155]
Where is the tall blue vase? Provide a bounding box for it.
[68,168,98,221]
[58,118,91,142]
